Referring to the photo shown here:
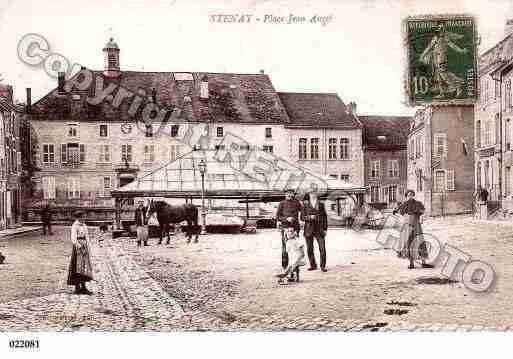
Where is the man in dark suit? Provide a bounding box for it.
[301,189,328,272]
[134,200,149,247]
[276,189,302,279]
[41,202,53,236]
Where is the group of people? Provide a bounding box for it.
[275,188,329,283]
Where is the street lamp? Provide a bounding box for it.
[198,158,207,235]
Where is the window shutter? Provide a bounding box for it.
[446,170,455,191]
[42,177,49,199]
[79,144,85,162]
[61,144,67,164]
[347,138,351,159]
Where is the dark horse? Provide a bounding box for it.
[147,200,200,244]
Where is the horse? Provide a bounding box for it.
[146,200,200,244]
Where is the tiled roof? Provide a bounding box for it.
[277,92,361,129]
[31,71,290,124]
[359,115,412,150]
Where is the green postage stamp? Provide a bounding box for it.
[404,15,478,106]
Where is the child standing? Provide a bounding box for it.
[276,227,306,284]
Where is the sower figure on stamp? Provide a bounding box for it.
[301,188,328,272]
[67,211,93,295]
[393,189,431,269]
[276,188,302,282]
[135,200,149,247]
[41,201,53,236]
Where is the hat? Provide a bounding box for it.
[404,189,415,197]
[73,210,85,219]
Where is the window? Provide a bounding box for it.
[507,167,511,197]
[61,144,67,164]
[370,160,380,179]
[42,144,55,165]
[340,174,350,182]
[145,125,153,138]
[434,133,447,158]
[495,79,500,99]
[434,170,446,192]
[98,144,111,162]
[170,144,180,161]
[99,124,108,137]
[340,138,350,160]
[485,160,490,188]
[68,124,78,137]
[265,127,272,138]
[299,138,307,159]
[310,138,319,160]
[409,139,415,160]
[217,127,224,138]
[67,177,80,199]
[417,169,423,192]
[506,80,512,109]
[507,120,511,151]
[329,174,338,179]
[122,144,132,163]
[388,160,399,178]
[144,145,155,163]
[389,185,397,203]
[42,177,56,199]
[328,138,337,159]
[446,170,455,191]
[483,120,492,147]
[263,145,274,153]
[171,125,179,137]
[370,186,380,202]
[98,177,111,197]
[108,54,117,67]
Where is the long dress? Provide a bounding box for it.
[396,199,428,261]
[67,220,93,285]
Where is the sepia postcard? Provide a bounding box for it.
[0,0,512,358]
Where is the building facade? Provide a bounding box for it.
[359,115,411,208]
[26,39,364,220]
[408,106,475,216]
[0,84,24,228]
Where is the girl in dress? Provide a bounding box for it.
[67,211,94,295]
[276,227,306,284]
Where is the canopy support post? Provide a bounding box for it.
[115,197,121,230]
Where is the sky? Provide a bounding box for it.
[1,0,513,116]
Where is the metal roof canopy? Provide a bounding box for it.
[111,149,365,200]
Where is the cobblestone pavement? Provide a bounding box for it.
[0,217,512,331]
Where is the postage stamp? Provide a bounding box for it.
[404,14,478,106]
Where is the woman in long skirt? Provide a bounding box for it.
[67,211,94,295]
[393,190,431,269]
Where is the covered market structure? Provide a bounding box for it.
[111,149,365,229]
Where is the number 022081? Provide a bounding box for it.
[9,339,40,349]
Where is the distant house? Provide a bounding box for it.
[360,115,411,208]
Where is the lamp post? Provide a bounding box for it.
[198,158,207,235]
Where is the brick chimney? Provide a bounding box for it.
[58,72,65,94]
[506,19,513,37]
[26,88,31,113]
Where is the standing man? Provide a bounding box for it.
[41,202,53,236]
[134,200,149,247]
[301,188,328,272]
[276,189,302,276]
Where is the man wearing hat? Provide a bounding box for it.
[134,200,149,247]
[276,189,302,274]
[301,188,328,272]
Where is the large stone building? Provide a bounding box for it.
[25,38,365,218]
[0,84,26,228]
[408,106,475,216]
[474,21,513,213]
[359,115,411,208]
